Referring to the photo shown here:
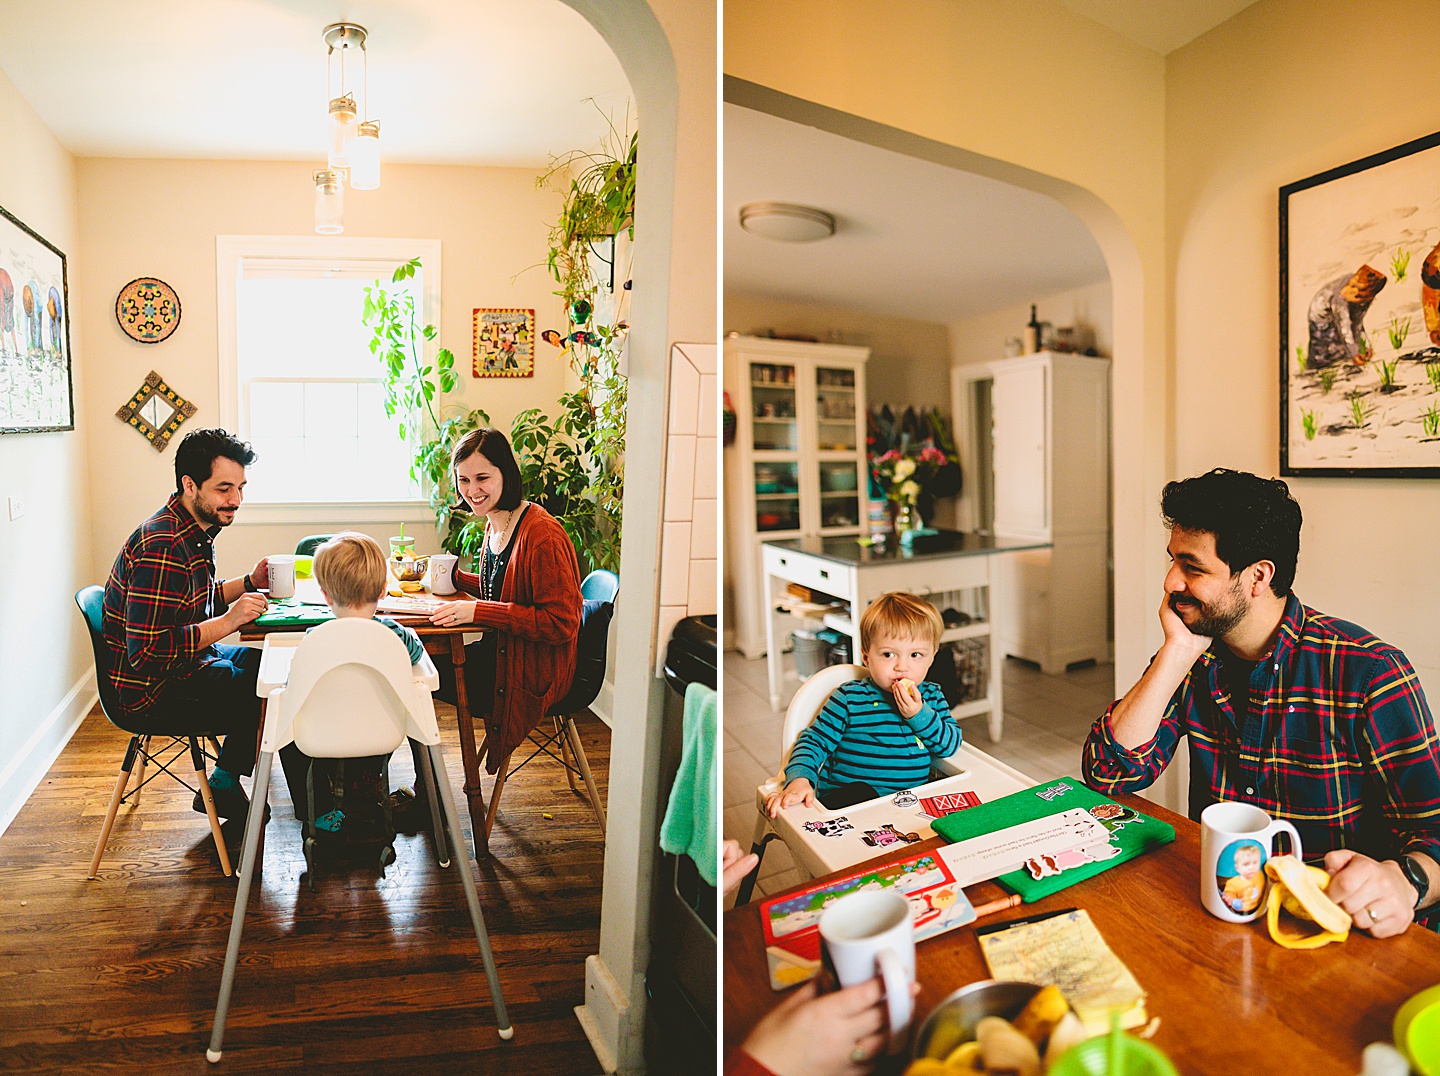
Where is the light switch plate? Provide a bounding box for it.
[7,495,24,521]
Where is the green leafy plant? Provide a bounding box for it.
[363,259,490,556]
[1318,367,1338,394]
[1375,357,1400,390]
[1388,314,1411,351]
[1424,404,1440,439]
[1301,409,1318,440]
[1348,391,1373,429]
[1392,247,1412,282]
[1427,363,1440,393]
[1295,344,1307,372]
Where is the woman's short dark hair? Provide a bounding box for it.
[1161,468,1302,596]
[451,428,522,512]
[174,428,257,492]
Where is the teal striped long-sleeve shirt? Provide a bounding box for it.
[785,678,961,795]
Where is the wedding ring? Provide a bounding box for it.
[1366,904,1380,923]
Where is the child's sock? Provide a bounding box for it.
[209,767,238,791]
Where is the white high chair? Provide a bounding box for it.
[734,664,1033,904]
[206,618,512,1062]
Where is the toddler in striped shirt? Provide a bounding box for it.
[764,591,961,816]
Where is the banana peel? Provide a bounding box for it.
[1264,854,1351,948]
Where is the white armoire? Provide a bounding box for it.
[952,351,1110,673]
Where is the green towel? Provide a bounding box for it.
[660,681,717,885]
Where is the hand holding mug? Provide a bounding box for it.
[818,889,916,1043]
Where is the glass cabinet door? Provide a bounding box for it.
[814,366,857,451]
[749,361,797,451]
[818,461,860,529]
[754,460,800,532]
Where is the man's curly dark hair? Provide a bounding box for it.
[1161,468,1302,596]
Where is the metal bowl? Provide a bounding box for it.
[390,555,429,582]
[912,980,1045,1061]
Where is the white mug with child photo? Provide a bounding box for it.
[1200,801,1303,922]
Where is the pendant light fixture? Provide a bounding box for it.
[323,23,366,170]
[313,169,344,234]
[313,22,382,232]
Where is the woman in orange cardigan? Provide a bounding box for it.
[429,428,581,776]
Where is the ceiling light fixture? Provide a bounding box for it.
[314,23,381,231]
[738,202,836,243]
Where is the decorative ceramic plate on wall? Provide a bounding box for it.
[115,277,181,343]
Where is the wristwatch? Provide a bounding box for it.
[1398,853,1429,908]
[243,573,258,593]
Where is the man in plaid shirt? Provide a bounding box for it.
[1084,469,1440,936]
[102,429,288,825]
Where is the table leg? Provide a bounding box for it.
[764,571,783,711]
[449,635,489,857]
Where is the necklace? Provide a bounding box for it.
[482,502,526,601]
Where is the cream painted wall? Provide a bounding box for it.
[0,67,95,831]
[1167,0,1440,695]
[725,0,1170,719]
[75,158,566,580]
[948,279,1113,368]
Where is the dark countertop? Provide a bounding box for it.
[762,530,1052,567]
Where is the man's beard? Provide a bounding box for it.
[1170,581,1248,638]
[192,499,233,528]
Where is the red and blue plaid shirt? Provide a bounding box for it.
[1084,594,1440,873]
[101,494,235,714]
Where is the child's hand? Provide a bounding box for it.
[893,677,924,719]
[765,777,818,818]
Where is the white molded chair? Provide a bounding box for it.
[206,618,512,1062]
[734,664,1030,903]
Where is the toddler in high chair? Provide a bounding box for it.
[308,532,426,836]
[764,591,961,817]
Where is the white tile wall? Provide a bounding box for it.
[656,342,718,675]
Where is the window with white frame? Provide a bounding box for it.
[217,237,441,508]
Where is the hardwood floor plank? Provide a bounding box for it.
[0,701,611,1073]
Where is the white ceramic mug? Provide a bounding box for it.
[1200,801,1302,922]
[818,889,916,1038]
[268,555,296,600]
[430,553,459,595]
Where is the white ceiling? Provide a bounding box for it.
[724,103,1109,325]
[0,0,632,167]
[1053,0,1260,55]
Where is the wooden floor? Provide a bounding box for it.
[0,701,611,1074]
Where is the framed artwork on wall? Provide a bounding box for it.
[473,307,535,378]
[0,203,74,434]
[1281,129,1440,477]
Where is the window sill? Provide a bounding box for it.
[233,500,435,526]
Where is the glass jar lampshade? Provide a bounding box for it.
[349,121,381,190]
[327,94,357,168]
[313,169,344,234]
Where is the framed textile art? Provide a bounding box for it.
[0,203,74,434]
[473,308,535,377]
[1281,129,1440,477]
[116,371,197,452]
[116,277,182,343]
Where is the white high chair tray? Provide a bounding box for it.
[770,744,1036,878]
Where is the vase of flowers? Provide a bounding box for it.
[872,446,946,535]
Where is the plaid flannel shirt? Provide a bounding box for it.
[1083,595,1440,878]
[101,494,233,714]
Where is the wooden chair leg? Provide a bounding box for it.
[564,716,605,835]
[191,738,233,877]
[557,715,579,793]
[89,736,141,879]
[129,736,150,805]
[482,751,513,846]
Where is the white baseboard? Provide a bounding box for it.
[0,670,97,837]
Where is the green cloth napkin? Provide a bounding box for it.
[660,681,718,885]
[932,776,1175,901]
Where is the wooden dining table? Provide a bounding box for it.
[725,793,1440,1075]
[240,596,497,857]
